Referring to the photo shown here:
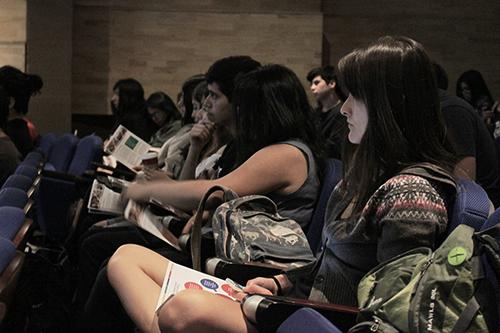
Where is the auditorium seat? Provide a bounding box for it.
[37,133,57,158]
[36,134,103,241]
[43,133,78,172]
[0,236,25,325]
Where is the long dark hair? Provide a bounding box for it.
[0,65,43,115]
[145,91,181,124]
[231,64,320,167]
[181,74,205,125]
[0,86,9,128]
[111,78,145,118]
[338,36,457,214]
[456,70,494,109]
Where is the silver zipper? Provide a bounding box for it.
[370,318,380,332]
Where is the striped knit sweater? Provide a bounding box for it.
[287,165,456,306]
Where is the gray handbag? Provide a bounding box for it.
[191,185,315,271]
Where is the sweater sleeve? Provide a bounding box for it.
[373,175,449,263]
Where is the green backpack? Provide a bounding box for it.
[350,224,500,333]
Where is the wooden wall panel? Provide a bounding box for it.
[323,0,500,97]
[0,0,26,70]
[73,5,323,115]
[26,0,73,134]
[75,0,322,14]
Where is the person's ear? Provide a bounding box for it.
[8,97,14,110]
[328,81,336,89]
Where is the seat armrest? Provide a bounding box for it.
[41,169,92,185]
[242,295,358,332]
[205,258,282,284]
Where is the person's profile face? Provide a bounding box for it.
[340,94,368,144]
[176,92,185,117]
[111,88,119,109]
[191,98,203,123]
[460,81,472,102]
[206,83,232,127]
[147,107,167,126]
[310,75,334,102]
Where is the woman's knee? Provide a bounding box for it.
[107,244,143,283]
[158,290,214,333]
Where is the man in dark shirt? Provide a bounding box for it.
[440,89,500,207]
[307,66,347,159]
[433,62,500,207]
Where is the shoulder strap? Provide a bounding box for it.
[398,163,457,190]
[191,185,238,271]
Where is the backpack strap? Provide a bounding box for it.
[191,185,237,271]
[398,163,457,190]
[450,297,481,333]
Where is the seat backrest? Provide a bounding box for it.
[37,133,57,157]
[15,165,38,181]
[2,175,32,192]
[0,207,25,240]
[67,134,103,175]
[0,188,28,209]
[45,134,79,172]
[277,308,343,333]
[307,159,343,254]
[0,237,16,275]
[23,151,43,165]
[447,178,490,234]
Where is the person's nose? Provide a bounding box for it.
[340,95,353,117]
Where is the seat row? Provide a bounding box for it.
[0,132,103,325]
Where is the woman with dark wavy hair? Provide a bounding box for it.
[110,78,157,141]
[145,91,182,147]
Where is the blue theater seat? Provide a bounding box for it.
[36,134,103,241]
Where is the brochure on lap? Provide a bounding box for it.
[155,261,239,312]
[123,200,182,251]
[104,125,152,169]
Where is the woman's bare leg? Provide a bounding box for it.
[107,244,167,333]
[158,289,258,333]
[108,244,258,333]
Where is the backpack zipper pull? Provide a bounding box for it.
[370,318,380,332]
[421,252,435,273]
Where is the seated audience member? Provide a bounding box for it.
[434,63,500,207]
[146,91,182,147]
[179,80,232,181]
[110,78,157,141]
[106,36,458,333]
[456,70,500,134]
[74,57,265,330]
[307,65,347,159]
[0,65,42,157]
[154,74,206,179]
[0,85,21,186]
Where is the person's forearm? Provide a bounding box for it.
[134,179,213,211]
[179,145,202,181]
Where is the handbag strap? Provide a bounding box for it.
[191,185,237,271]
[227,195,278,214]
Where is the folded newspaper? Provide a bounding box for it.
[124,200,182,251]
[87,179,125,215]
[155,261,239,312]
[104,125,165,170]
